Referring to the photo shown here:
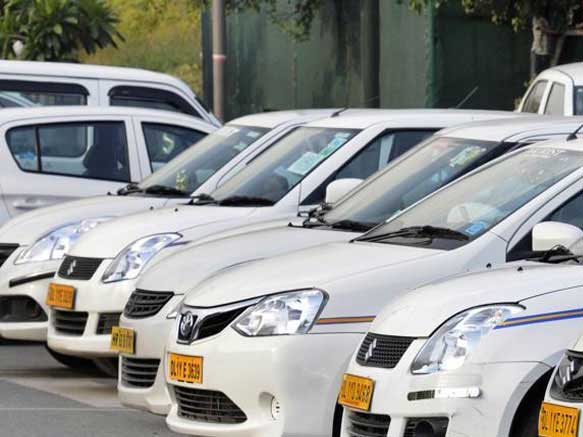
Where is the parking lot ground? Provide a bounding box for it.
[0,342,180,437]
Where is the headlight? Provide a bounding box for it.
[411,305,524,375]
[102,233,181,283]
[550,351,583,401]
[233,289,326,336]
[14,217,111,265]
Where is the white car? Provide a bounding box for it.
[519,63,583,116]
[0,60,220,125]
[44,109,511,371]
[541,330,583,437]
[164,135,583,437]
[0,110,330,349]
[340,224,583,437]
[0,106,215,223]
[118,112,537,415]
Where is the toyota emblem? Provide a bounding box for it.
[179,311,196,340]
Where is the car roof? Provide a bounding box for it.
[438,115,583,142]
[0,106,211,125]
[540,63,583,85]
[230,109,338,128]
[0,60,194,94]
[304,108,519,129]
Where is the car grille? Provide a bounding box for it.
[346,410,390,437]
[178,306,250,344]
[403,418,449,437]
[96,313,121,335]
[0,296,47,322]
[121,357,160,388]
[124,289,174,319]
[58,256,103,280]
[0,244,18,268]
[53,310,88,336]
[550,351,583,402]
[174,386,247,424]
[356,333,415,369]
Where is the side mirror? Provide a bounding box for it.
[325,178,363,204]
[532,222,583,252]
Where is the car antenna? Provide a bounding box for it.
[454,86,479,109]
[567,123,583,141]
[330,107,349,118]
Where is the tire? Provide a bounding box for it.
[44,345,97,372]
[93,357,119,378]
[510,370,552,437]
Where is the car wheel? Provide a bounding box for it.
[510,370,552,437]
[93,357,119,378]
[44,345,97,372]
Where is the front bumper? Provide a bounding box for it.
[341,340,548,437]
[165,328,364,437]
[46,259,135,357]
[0,257,58,342]
[117,294,183,415]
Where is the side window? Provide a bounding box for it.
[521,80,548,113]
[507,190,583,261]
[109,86,200,118]
[6,122,130,182]
[301,129,435,205]
[544,83,566,115]
[0,80,88,106]
[142,123,206,172]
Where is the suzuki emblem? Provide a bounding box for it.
[365,338,377,362]
[67,260,77,276]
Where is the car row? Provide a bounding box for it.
[4,69,583,437]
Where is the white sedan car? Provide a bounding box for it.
[118,113,550,415]
[164,137,583,437]
[0,110,329,352]
[44,109,511,372]
[340,225,583,437]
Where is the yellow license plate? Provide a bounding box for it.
[168,353,203,384]
[46,283,76,309]
[539,402,580,437]
[338,373,375,411]
[110,327,135,354]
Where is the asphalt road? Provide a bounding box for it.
[0,342,180,437]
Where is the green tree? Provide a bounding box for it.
[0,0,122,61]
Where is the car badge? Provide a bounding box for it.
[365,338,377,362]
[179,311,196,340]
[67,260,77,276]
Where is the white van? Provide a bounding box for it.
[0,60,220,126]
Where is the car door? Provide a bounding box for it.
[0,116,142,218]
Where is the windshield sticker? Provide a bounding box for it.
[287,151,325,176]
[449,146,486,168]
[465,221,488,236]
[247,131,261,138]
[233,142,249,151]
[320,137,348,158]
[216,126,240,137]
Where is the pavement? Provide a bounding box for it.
[0,342,180,437]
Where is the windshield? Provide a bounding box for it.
[323,137,504,228]
[359,147,583,248]
[209,127,360,205]
[138,124,269,194]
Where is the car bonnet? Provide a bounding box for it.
[370,262,583,338]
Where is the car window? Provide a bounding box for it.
[522,80,548,113]
[7,122,130,182]
[142,123,207,172]
[109,86,199,117]
[0,80,87,106]
[544,83,565,115]
[302,129,435,205]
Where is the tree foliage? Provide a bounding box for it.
[0,0,122,61]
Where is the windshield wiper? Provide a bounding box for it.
[218,195,276,206]
[117,183,142,196]
[143,185,189,197]
[358,225,470,243]
[189,193,218,205]
[330,220,376,232]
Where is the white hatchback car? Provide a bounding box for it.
[164,136,583,437]
[0,60,220,125]
[0,110,330,348]
[44,109,509,369]
[340,224,583,437]
[541,330,583,437]
[0,106,215,224]
[117,112,535,415]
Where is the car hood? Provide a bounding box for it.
[69,205,265,258]
[182,241,443,307]
[0,195,170,245]
[139,225,358,294]
[371,262,583,338]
